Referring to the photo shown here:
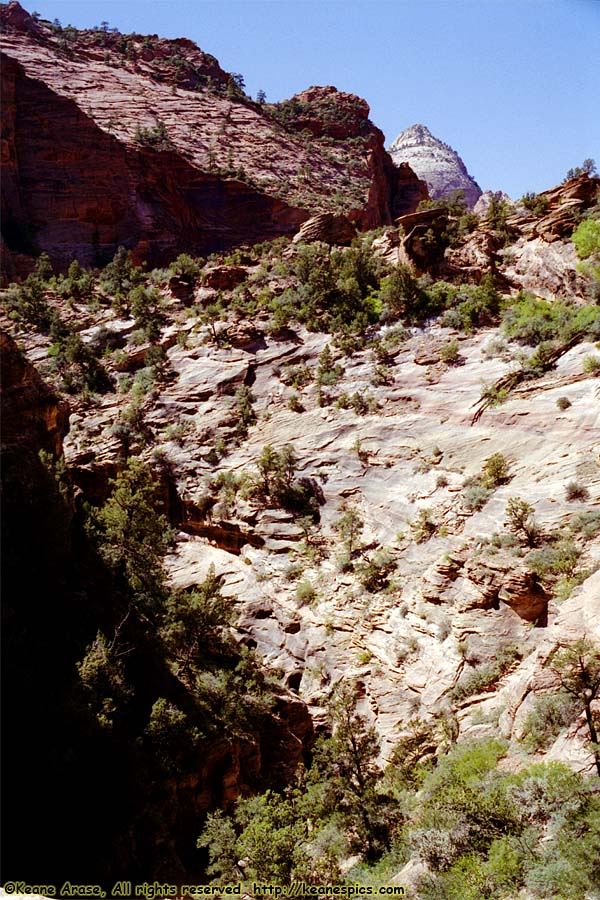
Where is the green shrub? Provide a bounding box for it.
[572,218,600,260]
[129,284,165,341]
[439,339,460,364]
[583,353,600,374]
[379,265,433,321]
[526,540,580,578]
[485,194,512,233]
[287,393,304,412]
[333,505,364,555]
[2,273,51,329]
[317,344,344,385]
[170,253,201,278]
[520,192,550,216]
[411,508,438,543]
[233,385,256,436]
[134,119,173,149]
[480,452,510,488]
[479,382,509,406]
[450,645,522,702]
[357,548,396,593]
[502,293,571,346]
[570,510,600,539]
[295,580,316,603]
[463,485,491,511]
[440,276,501,332]
[520,692,578,751]
[505,496,540,547]
[280,363,312,388]
[288,239,382,333]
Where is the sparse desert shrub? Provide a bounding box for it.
[295,580,316,604]
[583,353,600,375]
[170,253,201,279]
[134,118,173,149]
[436,474,449,489]
[526,540,580,579]
[505,497,540,547]
[565,481,589,502]
[280,363,312,388]
[450,645,522,703]
[556,396,572,410]
[485,194,512,232]
[163,422,191,446]
[463,484,491,511]
[356,548,396,593]
[481,452,510,488]
[482,335,510,359]
[317,344,344,386]
[570,510,600,539]
[479,382,509,407]
[352,437,370,465]
[233,385,256,436]
[287,393,304,412]
[411,508,438,543]
[488,532,520,549]
[520,692,578,751]
[439,339,461,364]
[332,505,364,555]
[520,192,550,216]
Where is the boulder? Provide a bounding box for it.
[293,212,357,246]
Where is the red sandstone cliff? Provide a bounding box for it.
[0,2,427,273]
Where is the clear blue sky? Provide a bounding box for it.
[20,0,600,197]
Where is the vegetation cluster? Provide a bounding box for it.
[199,681,600,899]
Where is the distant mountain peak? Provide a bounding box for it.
[389,124,482,208]
[401,123,434,140]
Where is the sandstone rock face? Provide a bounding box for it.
[292,212,357,246]
[0,4,426,273]
[29,268,594,774]
[389,123,482,208]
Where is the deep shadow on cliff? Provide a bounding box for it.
[1,53,309,272]
[0,332,313,887]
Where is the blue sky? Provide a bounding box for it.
[22,0,600,197]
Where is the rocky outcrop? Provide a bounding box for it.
[0,4,426,273]
[293,212,357,246]
[507,173,600,242]
[445,173,599,295]
[473,189,513,217]
[0,330,69,458]
[389,123,482,208]
[395,207,449,270]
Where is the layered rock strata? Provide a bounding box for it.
[1,2,427,273]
